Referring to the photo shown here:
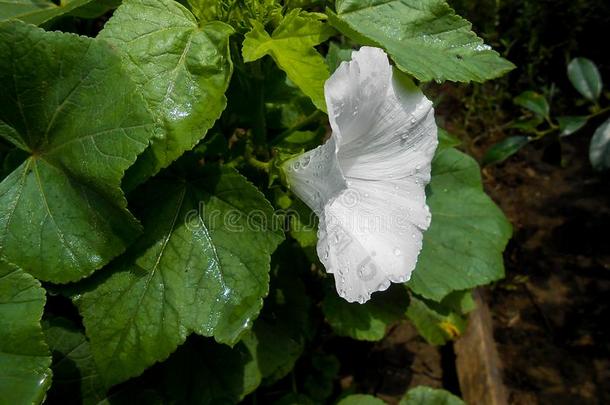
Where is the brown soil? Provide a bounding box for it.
[475,131,610,404]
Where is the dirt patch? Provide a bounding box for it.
[477,135,610,404]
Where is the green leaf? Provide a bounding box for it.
[288,197,318,248]
[303,354,340,402]
[399,386,465,405]
[43,317,107,405]
[326,41,353,73]
[437,128,461,151]
[557,115,588,137]
[99,0,234,189]
[73,165,283,386]
[590,117,610,171]
[408,147,512,301]
[0,260,52,404]
[482,136,529,166]
[567,57,603,102]
[406,294,467,345]
[154,337,262,404]
[508,116,543,132]
[0,0,94,25]
[243,250,313,385]
[322,284,409,341]
[243,9,334,111]
[513,91,550,117]
[337,394,386,405]
[0,21,157,283]
[327,0,515,83]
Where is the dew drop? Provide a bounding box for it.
[393,248,402,256]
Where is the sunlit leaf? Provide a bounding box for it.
[406,293,468,345]
[99,0,234,189]
[243,9,334,111]
[0,260,52,404]
[399,386,465,405]
[0,21,157,283]
[408,148,512,301]
[0,0,94,25]
[328,0,515,82]
[338,394,386,405]
[74,166,283,386]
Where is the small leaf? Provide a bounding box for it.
[482,136,529,166]
[322,284,409,341]
[400,386,465,405]
[514,91,550,117]
[328,0,515,83]
[508,116,544,132]
[557,115,588,137]
[406,294,467,345]
[408,148,512,301]
[0,21,157,283]
[0,260,52,404]
[338,394,386,405]
[568,57,603,102]
[99,0,234,189]
[590,117,610,170]
[243,9,334,111]
[0,0,95,25]
[74,166,283,386]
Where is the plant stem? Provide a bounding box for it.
[247,155,271,172]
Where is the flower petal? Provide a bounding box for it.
[286,46,438,303]
[284,136,347,215]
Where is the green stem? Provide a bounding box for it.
[271,110,324,146]
[588,105,610,119]
[247,156,271,172]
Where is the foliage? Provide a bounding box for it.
[0,0,513,403]
[483,57,610,170]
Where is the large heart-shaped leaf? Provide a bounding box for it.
[408,147,512,301]
[74,166,283,386]
[243,9,334,111]
[0,260,52,404]
[0,21,158,283]
[99,0,234,189]
[328,0,515,82]
[0,0,94,25]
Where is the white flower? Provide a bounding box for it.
[284,47,438,303]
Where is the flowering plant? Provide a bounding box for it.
[0,0,512,403]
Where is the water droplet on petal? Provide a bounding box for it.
[393,248,401,256]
